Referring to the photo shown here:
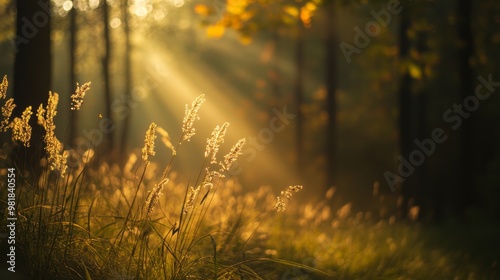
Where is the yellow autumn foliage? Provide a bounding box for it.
[194,4,211,16]
[206,23,225,38]
[227,0,248,15]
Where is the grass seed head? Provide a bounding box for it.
[182,94,205,142]
[142,122,157,164]
[144,178,169,217]
[274,185,303,212]
[184,185,201,213]
[10,106,32,147]
[0,75,7,99]
[274,196,286,212]
[37,92,67,177]
[220,138,245,172]
[1,98,15,132]
[201,168,223,189]
[70,82,91,111]
[205,122,229,164]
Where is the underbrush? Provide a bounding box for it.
[0,76,321,279]
[270,199,500,279]
[1,75,498,279]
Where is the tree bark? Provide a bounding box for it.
[294,23,304,176]
[102,0,114,152]
[414,31,429,221]
[456,0,474,218]
[69,1,77,148]
[270,31,281,99]
[13,0,52,170]
[120,0,132,157]
[325,2,337,190]
[398,7,413,220]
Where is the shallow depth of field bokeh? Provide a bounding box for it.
[0,0,499,279]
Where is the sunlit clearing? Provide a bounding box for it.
[131,39,299,188]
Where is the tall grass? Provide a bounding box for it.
[3,75,496,279]
[0,76,325,279]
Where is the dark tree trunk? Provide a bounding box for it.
[120,0,132,157]
[398,8,413,220]
[325,2,337,190]
[13,0,52,170]
[69,1,77,147]
[102,0,114,152]
[294,24,304,176]
[456,0,474,218]
[270,31,281,99]
[415,88,428,219]
[414,31,429,221]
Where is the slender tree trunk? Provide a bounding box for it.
[102,0,114,152]
[325,2,337,190]
[69,1,77,147]
[294,24,304,176]
[398,8,413,220]
[456,0,474,218]
[414,31,429,221]
[13,0,52,171]
[270,31,281,99]
[120,0,132,157]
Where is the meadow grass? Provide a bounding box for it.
[0,77,321,279]
[1,75,498,279]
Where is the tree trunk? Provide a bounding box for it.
[414,31,429,221]
[398,7,413,220]
[270,31,281,99]
[294,24,304,177]
[102,0,114,153]
[69,1,77,148]
[120,0,132,157]
[456,0,474,218]
[325,2,337,190]
[13,0,52,171]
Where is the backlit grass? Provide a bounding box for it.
[0,75,498,279]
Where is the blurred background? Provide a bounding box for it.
[1,0,499,222]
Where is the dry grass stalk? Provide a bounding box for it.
[182,94,205,142]
[205,122,229,164]
[70,82,91,111]
[37,92,67,176]
[157,125,176,155]
[10,106,32,147]
[1,98,15,132]
[144,178,168,217]
[184,185,201,213]
[0,75,7,99]
[142,122,157,164]
[220,138,245,172]
[274,185,303,212]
